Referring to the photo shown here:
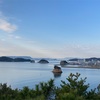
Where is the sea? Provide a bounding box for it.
[0,60,100,90]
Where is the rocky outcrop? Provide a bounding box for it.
[60,60,68,66]
[38,59,49,64]
[52,65,62,73]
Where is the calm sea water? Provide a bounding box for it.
[0,61,100,90]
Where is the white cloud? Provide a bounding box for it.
[0,11,17,33]
[0,19,17,33]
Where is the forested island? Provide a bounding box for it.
[0,56,32,62]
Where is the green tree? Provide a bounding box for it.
[55,73,100,100]
[0,73,100,100]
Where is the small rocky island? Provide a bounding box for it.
[38,59,49,64]
[52,65,62,73]
[60,60,68,66]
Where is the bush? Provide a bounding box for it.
[0,73,100,100]
[55,73,100,100]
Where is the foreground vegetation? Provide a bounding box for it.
[0,73,100,100]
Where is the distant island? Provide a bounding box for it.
[0,56,32,62]
[38,59,49,64]
[68,57,100,62]
[0,56,100,69]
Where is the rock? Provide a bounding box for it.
[60,60,68,66]
[52,65,62,73]
[38,59,49,64]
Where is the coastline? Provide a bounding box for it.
[61,66,100,69]
[55,64,100,69]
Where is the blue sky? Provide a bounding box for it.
[0,0,100,58]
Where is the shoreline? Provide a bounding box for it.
[61,66,100,69]
[55,64,100,69]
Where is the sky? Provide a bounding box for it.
[0,0,100,58]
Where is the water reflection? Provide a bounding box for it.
[60,65,66,67]
[53,72,62,78]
